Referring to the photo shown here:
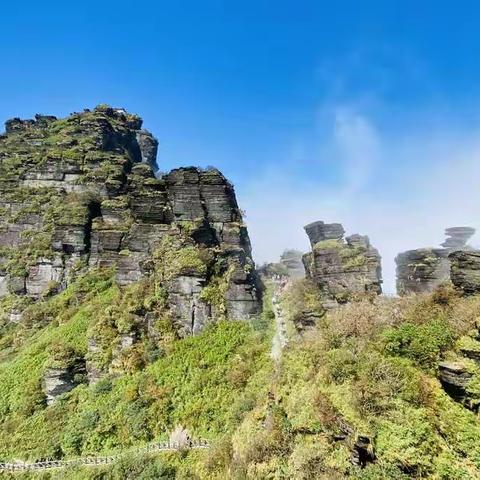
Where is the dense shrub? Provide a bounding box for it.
[3,275,480,478]
[383,319,454,370]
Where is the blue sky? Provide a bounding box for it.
[1,1,480,291]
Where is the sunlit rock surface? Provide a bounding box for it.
[0,106,261,339]
[302,221,382,305]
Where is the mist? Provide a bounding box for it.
[237,106,480,294]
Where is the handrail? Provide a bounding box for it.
[0,439,210,471]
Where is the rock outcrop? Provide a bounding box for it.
[302,221,382,305]
[438,361,473,407]
[442,227,476,249]
[450,250,480,295]
[279,249,305,278]
[436,323,480,411]
[351,435,375,468]
[396,248,451,296]
[396,227,476,296]
[0,106,260,337]
[42,344,87,405]
[43,362,86,406]
[258,249,305,279]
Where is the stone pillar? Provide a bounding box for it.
[303,221,382,304]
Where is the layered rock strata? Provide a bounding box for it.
[258,249,305,279]
[302,221,382,305]
[438,362,474,408]
[437,327,480,412]
[442,227,475,249]
[396,248,451,296]
[450,250,480,295]
[0,106,260,338]
[396,227,476,296]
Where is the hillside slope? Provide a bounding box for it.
[3,278,480,479]
[2,107,480,479]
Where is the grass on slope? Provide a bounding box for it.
[5,275,480,480]
[0,270,273,476]
[226,284,480,479]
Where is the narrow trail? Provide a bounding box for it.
[270,276,290,363]
[0,439,209,472]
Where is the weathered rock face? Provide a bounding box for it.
[304,221,344,244]
[0,105,260,337]
[450,250,480,295]
[302,221,382,305]
[396,248,451,296]
[396,227,476,296]
[43,361,86,405]
[135,129,158,170]
[42,343,87,404]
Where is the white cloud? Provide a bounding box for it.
[237,107,480,294]
[333,107,381,194]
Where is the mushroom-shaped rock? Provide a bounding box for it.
[303,221,382,305]
[304,221,345,246]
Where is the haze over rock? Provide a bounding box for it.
[396,226,477,296]
[279,249,305,278]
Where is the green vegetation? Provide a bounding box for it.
[0,269,272,479]
[3,106,480,478]
[199,266,234,319]
[3,270,480,478]
[153,235,208,281]
[281,278,325,335]
[313,239,367,271]
[210,284,480,479]
[313,239,342,251]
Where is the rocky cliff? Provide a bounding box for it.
[302,221,382,305]
[0,105,260,337]
[396,227,476,296]
[450,249,480,294]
